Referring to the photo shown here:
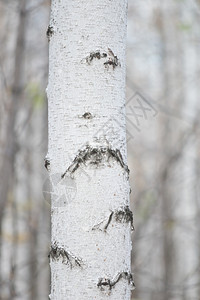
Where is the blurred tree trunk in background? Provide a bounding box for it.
[127,1,200,300]
[159,3,182,299]
[0,0,50,299]
[0,1,27,296]
[0,0,26,218]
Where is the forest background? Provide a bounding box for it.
[0,0,200,299]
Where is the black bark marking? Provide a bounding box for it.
[97,272,135,291]
[48,242,82,268]
[107,148,129,173]
[86,50,107,64]
[84,48,120,69]
[104,212,114,231]
[44,158,50,171]
[46,25,54,41]
[82,112,93,119]
[92,206,134,232]
[104,48,120,69]
[61,145,129,179]
[115,206,134,231]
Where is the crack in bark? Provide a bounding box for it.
[48,242,82,268]
[97,272,135,291]
[61,145,129,179]
[104,211,114,231]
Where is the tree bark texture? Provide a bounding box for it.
[47,1,132,299]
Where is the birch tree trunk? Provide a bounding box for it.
[46,1,133,299]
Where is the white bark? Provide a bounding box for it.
[47,1,132,299]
